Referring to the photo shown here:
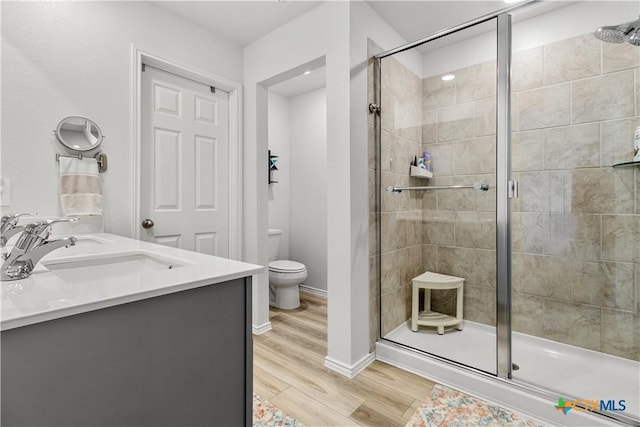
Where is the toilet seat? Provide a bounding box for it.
[269,260,306,274]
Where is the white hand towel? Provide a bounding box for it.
[59,157,103,216]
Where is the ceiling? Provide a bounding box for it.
[152,1,323,47]
[365,1,515,44]
[150,0,516,96]
[269,66,326,98]
[152,1,518,49]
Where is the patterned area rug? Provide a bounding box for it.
[254,393,304,427]
[406,384,545,427]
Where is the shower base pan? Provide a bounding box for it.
[379,320,639,426]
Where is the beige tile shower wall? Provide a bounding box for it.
[419,32,639,361]
[376,56,426,337]
[420,52,499,328]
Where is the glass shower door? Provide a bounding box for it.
[378,18,499,375]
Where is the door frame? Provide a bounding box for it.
[130,46,242,260]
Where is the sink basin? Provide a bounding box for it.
[41,251,192,284]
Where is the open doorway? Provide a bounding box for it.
[253,61,331,408]
[267,65,327,301]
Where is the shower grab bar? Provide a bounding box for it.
[387,182,489,193]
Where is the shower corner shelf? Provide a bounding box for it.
[410,166,433,179]
[612,160,640,169]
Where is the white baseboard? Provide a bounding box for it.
[299,285,327,298]
[324,352,375,378]
[252,321,272,335]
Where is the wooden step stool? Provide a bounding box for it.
[411,271,464,335]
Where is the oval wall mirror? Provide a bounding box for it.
[55,116,103,152]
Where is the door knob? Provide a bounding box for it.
[141,219,155,229]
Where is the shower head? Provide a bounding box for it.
[594,25,629,43]
[594,17,640,46]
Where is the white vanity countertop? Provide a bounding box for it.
[1,233,264,331]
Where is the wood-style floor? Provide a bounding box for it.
[253,291,436,427]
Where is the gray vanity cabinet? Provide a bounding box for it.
[1,278,253,426]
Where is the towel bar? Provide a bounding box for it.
[56,153,83,161]
[56,152,107,173]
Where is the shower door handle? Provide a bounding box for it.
[508,180,519,199]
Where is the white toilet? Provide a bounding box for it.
[268,229,308,309]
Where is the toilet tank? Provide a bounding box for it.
[268,229,282,262]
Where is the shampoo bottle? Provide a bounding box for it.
[423,151,432,172]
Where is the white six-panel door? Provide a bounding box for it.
[141,65,229,257]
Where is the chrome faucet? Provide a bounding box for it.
[0,213,36,249]
[1,218,77,281]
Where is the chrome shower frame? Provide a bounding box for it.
[495,12,513,381]
[373,0,528,383]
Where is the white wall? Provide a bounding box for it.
[422,1,640,78]
[512,1,639,52]
[290,88,327,292]
[244,2,358,371]
[267,88,327,292]
[1,1,243,236]
[242,0,422,373]
[267,92,291,260]
[348,1,423,367]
